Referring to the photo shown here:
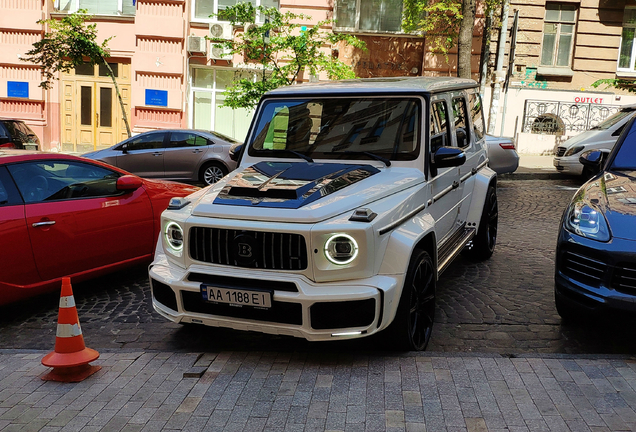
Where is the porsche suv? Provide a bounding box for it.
[148,77,498,351]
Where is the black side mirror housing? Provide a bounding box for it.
[434,146,466,168]
[579,149,603,172]
[229,144,244,162]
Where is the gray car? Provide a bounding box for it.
[83,129,239,185]
[485,134,519,174]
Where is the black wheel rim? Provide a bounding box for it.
[408,256,435,351]
[487,191,498,251]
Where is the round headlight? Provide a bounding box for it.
[165,222,184,252]
[324,234,359,265]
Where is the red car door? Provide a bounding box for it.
[8,160,155,282]
[0,167,40,289]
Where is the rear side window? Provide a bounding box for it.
[430,101,450,152]
[169,132,208,148]
[452,97,470,149]
[468,93,485,140]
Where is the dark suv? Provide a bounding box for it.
[0,119,40,150]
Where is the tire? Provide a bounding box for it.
[200,162,228,185]
[386,249,436,351]
[464,184,498,261]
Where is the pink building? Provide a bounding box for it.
[0,0,476,153]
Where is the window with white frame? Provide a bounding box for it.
[540,3,577,67]
[56,0,136,15]
[190,68,257,141]
[618,7,636,72]
[192,0,279,23]
[334,0,404,34]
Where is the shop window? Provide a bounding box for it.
[334,0,404,34]
[540,3,577,67]
[193,0,279,22]
[531,114,565,136]
[56,0,136,15]
[618,7,636,72]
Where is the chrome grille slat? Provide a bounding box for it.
[189,227,307,270]
[562,250,606,286]
[556,147,567,157]
[613,264,636,293]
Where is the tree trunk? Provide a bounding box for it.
[458,0,476,79]
[99,56,132,139]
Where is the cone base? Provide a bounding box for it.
[41,347,100,368]
[41,364,101,382]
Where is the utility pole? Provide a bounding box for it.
[487,0,510,135]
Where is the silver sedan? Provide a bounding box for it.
[485,134,519,175]
[83,129,240,185]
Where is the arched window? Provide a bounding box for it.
[531,114,565,136]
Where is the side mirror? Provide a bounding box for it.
[229,143,244,162]
[579,149,603,172]
[433,146,466,169]
[120,143,128,154]
[116,175,143,192]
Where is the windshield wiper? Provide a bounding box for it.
[343,151,391,167]
[275,149,314,163]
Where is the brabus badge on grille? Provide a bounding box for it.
[237,243,253,258]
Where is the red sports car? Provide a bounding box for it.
[0,151,199,305]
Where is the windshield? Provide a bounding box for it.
[610,115,636,171]
[247,97,421,161]
[592,109,633,130]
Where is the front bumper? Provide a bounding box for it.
[149,250,404,342]
[553,156,584,175]
[555,228,636,315]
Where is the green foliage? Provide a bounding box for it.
[592,78,636,94]
[22,10,111,90]
[208,3,366,110]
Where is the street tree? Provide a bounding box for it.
[208,3,365,110]
[22,10,131,138]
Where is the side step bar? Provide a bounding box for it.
[437,227,476,276]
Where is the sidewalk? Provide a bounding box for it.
[1,349,635,431]
[499,154,569,181]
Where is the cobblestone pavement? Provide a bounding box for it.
[1,179,636,356]
[2,351,636,431]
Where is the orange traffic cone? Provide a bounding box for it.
[41,277,101,382]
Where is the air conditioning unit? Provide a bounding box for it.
[187,35,207,54]
[209,22,233,40]
[208,44,233,61]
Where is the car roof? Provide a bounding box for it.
[620,103,636,111]
[265,76,478,97]
[121,129,241,143]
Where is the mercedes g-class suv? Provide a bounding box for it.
[149,77,498,351]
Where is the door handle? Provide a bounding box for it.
[32,221,56,228]
[152,152,162,156]
[192,149,202,153]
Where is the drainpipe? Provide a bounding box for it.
[487,0,510,135]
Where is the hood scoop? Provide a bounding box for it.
[215,161,380,209]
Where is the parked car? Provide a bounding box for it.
[148,76,498,351]
[0,118,40,150]
[0,151,199,306]
[82,129,240,186]
[554,111,636,321]
[553,104,636,177]
[485,135,519,174]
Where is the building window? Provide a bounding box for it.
[618,7,636,71]
[334,0,404,34]
[56,0,136,15]
[540,3,576,67]
[192,0,279,23]
[189,67,257,141]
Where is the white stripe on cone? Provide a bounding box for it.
[56,323,82,338]
[59,296,76,308]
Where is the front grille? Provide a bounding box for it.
[181,290,302,325]
[189,227,308,270]
[561,250,606,287]
[151,279,178,311]
[612,263,636,294]
[556,147,567,157]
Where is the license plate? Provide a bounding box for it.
[201,285,272,308]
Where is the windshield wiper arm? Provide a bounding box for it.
[343,151,391,167]
[277,149,313,163]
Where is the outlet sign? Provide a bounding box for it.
[7,81,28,98]
[145,89,168,107]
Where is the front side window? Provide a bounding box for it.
[56,0,136,15]
[540,3,577,67]
[335,0,404,34]
[8,161,121,203]
[249,97,421,161]
[125,133,166,151]
[618,7,636,71]
[193,0,279,22]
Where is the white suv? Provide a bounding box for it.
[149,77,498,351]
